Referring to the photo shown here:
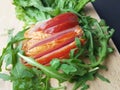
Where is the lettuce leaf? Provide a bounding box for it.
[13,0,94,26]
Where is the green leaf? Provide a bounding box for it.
[13,0,93,26]
[11,62,34,78]
[4,53,12,68]
[13,29,27,42]
[9,60,50,90]
[99,65,108,70]
[96,73,110,83]
[60,64,77,74]
[70,49,76,59]
[75,37,81,49]
[74,0,91,12]
[50,59,60,69]
[18,53,68,82]
[81,84,89,90]
[73,78,87,90]
[75,67,87,76]
[99,19,106,26]
[0,28,26,71]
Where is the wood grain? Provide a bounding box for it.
[0,0,120,90]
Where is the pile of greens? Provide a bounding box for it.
[13,0,94,26]
[0,0,114,90]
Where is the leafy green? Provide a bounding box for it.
[60,64,77,74]
[74,15,115,68]
[75,37,82,49]
[50,58,60,69]
[18,53,68,82]
[72,71,96,90]
[11,62,51,90]
[96,73,110,83]
[13,0,94,26]
[81,84,89,90]
[0,29,26,71]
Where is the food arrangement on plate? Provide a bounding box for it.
[0,0,115,90]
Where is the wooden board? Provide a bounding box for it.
[0,0,120,90]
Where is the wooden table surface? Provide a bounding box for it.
[0,0,120,90]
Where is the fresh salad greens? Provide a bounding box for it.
[13,0,94,26]
[0,0,114,90]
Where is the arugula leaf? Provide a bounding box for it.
[70,49,76,59]
[81,84,89,90]
[60,64,77,74]
[75,37,81,49]
[18,53,68,82]
[10,62,49,90]
[96,73,110,83]
[0,29,26,71]
[50,58,60,70]
[73,71,96,90]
